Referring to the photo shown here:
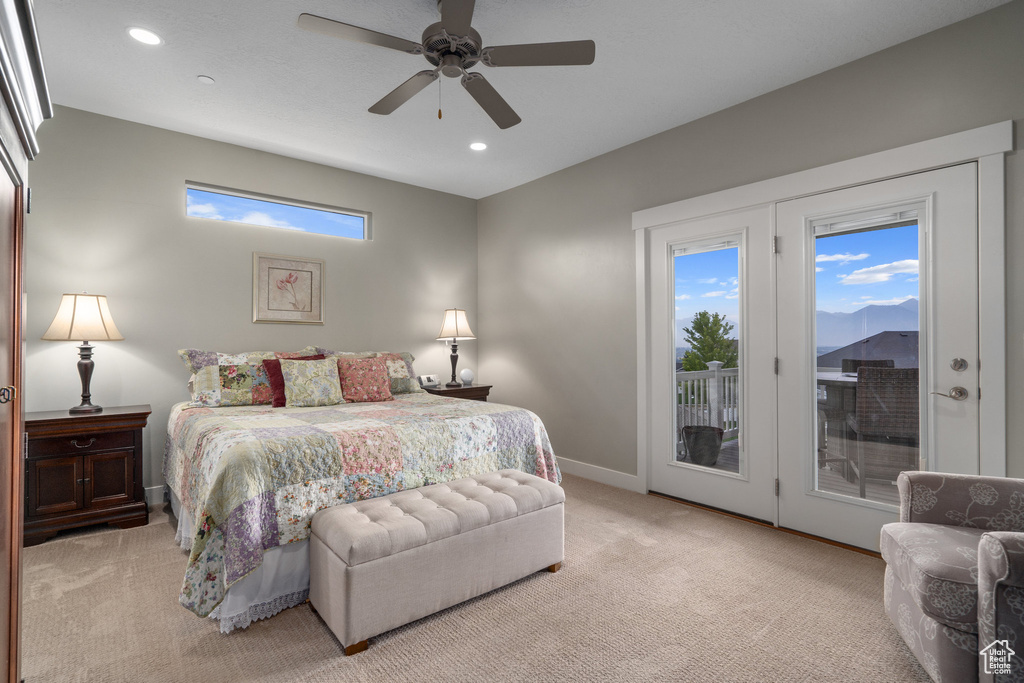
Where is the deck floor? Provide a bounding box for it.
[676,438,739,473]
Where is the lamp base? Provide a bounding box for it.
[72,342,101,415]
[446,340,462,389]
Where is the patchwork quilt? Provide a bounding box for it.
[163,393,560,618]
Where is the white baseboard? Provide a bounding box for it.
[556,456,646,494]
[145,485,166,508]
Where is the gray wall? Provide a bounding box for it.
[24,106,478,491]
[477,2,1024,477]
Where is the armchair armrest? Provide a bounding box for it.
[978,532,1024,682]
[897,472,1024,530]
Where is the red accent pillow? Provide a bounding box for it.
[337,356,394,403]
[263,355,325,407]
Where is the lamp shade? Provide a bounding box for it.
[42,293,124,342]
[435,308,475,340]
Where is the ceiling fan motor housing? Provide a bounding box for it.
[422,22,481,75]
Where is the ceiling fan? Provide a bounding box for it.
[297,1,596,129]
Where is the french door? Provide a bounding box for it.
[647,163,982,550]
[776,163,979,550]
[647,206,776,522]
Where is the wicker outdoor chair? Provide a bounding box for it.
[845,367,919,498]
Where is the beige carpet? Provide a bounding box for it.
[21,474,928,682]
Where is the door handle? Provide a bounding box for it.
[931,387,968,401]
[0,386,14,404]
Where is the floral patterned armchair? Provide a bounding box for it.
[881,471,1024,682]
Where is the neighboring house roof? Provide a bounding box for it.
[817,331,919,369]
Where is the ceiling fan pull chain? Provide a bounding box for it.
[438,79,443,119]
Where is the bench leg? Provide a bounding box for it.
[547,562,561,573]
[344,640,369,656]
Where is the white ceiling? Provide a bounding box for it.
[34,0,1008,199]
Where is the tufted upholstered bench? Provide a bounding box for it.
[308,469,564,655]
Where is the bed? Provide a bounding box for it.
[163,391,560,632]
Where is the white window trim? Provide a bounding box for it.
[631,121,1012,494]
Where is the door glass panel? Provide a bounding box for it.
[673,241,741,474]
[814,221,920,504]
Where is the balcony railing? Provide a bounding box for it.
[676,360,739,439]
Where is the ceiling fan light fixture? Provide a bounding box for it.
[128,27,162,46]
[470,142,487,151]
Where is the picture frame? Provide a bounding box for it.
[253,252,325,324]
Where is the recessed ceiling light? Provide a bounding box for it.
[128,27,162,45]
[470,142,487,151]
[197,75,216,85]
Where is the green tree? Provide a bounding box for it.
[679,311,738,371]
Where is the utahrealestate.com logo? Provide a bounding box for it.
[981,640,1016,676]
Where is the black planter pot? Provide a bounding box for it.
[682,425,724,466]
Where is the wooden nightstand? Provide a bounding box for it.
[23,404,151,546]
[422,384,492,402]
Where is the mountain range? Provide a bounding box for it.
[816,298,918,348]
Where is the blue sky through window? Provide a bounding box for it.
[673,224,919,347]
[813,224,918,312]
[674,247,740,347]
[186,188,366,240]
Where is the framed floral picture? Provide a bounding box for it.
[253,252,325,324]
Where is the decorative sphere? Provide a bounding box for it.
[459,368,475,386]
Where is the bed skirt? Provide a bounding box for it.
[169,488,310,633]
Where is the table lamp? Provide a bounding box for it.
[41,293,124,414]
[436,308,475,387]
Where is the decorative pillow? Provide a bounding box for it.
[263,355,325,408]
[299,345,370,358]
[280,358,345,408]
[179,349,305,407]
[312,348,423,395]
[336,356,395,403]
[375,352,424,394]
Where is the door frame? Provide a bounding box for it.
[634,121,1011,500]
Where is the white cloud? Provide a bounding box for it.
[186,201,223,220]
[815,266,825,273]
[238,211,301,230]
[697,277,719,284]
[840,259,919,285]
[676,294,691,301]
[857,295,917,306]
[816,252,870,265]
[702,290,727,297]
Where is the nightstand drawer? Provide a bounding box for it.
[27,430,134,457]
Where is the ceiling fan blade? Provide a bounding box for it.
[440,0,476,37]
[482,40,596,67]
[461,72,521,129]
[297,13,423,55]
[369,70,439,115]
